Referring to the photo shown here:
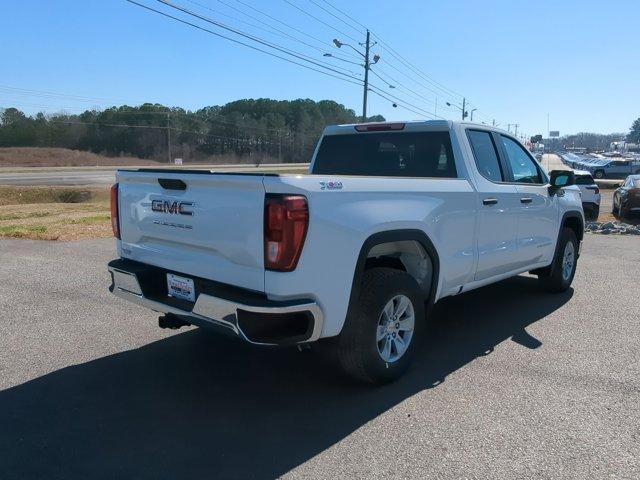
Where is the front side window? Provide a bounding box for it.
[500,135,543,184]
[467,130,503,182]
[312,131,456,177]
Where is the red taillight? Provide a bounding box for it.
[110,183,120,239]
[264,195,308,271]
[354,122,405,132]
[594,187,600,195]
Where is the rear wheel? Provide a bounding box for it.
[333,268,425,384]
[594,170,605,179]
[538,227,578,293]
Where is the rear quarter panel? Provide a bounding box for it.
[264,175,477,337]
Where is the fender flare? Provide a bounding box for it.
[560,210,584,241]
[345,229,441,323]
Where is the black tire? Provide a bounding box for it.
[333,268,425,384]
[538,227,578,293]
[612,196,620,217]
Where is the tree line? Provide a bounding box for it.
[0,99,384,163]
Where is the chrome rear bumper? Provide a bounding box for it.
[108,261,323,346]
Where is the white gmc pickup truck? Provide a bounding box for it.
[108,121,584,384]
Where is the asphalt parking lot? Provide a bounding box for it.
[1,236,639,479]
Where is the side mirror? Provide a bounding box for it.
[548,170,575,195]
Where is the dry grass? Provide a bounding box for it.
[0,186,110,206]
[0,185,112,240]
[0,147,160,168]
[0,201,112,241]
[0,147,288,168]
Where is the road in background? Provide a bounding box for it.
[1,236,638,479]
[0,163,309,186]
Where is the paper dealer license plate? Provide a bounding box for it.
[166,273,195,302]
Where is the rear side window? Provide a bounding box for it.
[575,174,595,185]
[312,131,456,177]
[467,130,503,182]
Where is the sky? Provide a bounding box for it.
[1,0,638,138]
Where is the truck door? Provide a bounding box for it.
[497,134,557,267]
[466,129,521,281]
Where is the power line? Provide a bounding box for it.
[281,0,361,43]
[368,89,434,120]
[152,0,364,79]
[124,0,363,88]
[318,0,368,32]
[306,0,364,35]
[229,0,361,59]
[371,33,465,100]
[369,68,438,109]
[184,0,357,65]
[367,83,439,119]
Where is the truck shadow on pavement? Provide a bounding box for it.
[0,275,572,480]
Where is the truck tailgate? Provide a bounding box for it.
[116,170,266,292]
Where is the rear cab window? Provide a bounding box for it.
[311,131,456,177]
[575,174,595,185]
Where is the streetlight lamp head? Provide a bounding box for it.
[323,53,332,57]
[446,102,451,107]
[392,103,398,108]
[332,39,342,48]
[389,85,396,89]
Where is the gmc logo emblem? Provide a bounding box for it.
[151,200,194,216]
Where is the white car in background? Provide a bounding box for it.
[574,170,601,220]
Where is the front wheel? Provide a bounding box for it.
[538,227,578,293]
[612,196,620,217]
[333,268,425,384]
[594,170,605,179]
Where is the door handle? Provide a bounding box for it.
[520,197,533,204]
[483,198,498,206]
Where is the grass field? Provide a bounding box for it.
[0,186,111,240]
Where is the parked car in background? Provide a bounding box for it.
[589,159,640,179]
[574,170,601,220]
[612,175,640,218]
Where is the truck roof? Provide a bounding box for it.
[323,120,509,136]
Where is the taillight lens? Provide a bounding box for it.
[110,183,120,239]
[264,195,308,271]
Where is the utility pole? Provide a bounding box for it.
[514,124,519,136]
[332,32,378,122]
[362,30,371,122]
[462,97,467,120]
[492,119,496,127]
[166,112,171,164]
